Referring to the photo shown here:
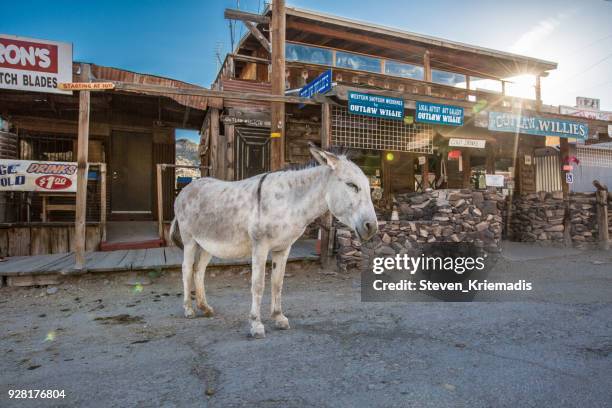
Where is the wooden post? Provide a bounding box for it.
[535,75,542,111]
[74,64,91,270]
[270,0,286,170]
[423,50,432,96]
[210,108,219,177]
[157,164,164,239]
[320,102,333,265]
[559,138,570,198]
[100,163,107,242]
[422,157,429,190]
[594,181,609,250]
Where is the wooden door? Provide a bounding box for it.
[111,132,152,217]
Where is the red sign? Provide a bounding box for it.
[35,175,73,190]
[448,150,462,160]
[0,37,58,73]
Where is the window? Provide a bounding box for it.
[285,43,332,65]
[431,69,466,88]
[469,76,502,93]
[336,51,381,73]
[385,60,424,80]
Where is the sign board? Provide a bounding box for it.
[299,69,332,99]
[448,138,486,149]
[416,101,463,126]
[524,155,532,165]
[488,112,588,140]
[58,82,114,91]
[418,156,426,165]
[559,105,611,121]
[566,173,574,184]
[221,115,271,128]
[0,159,78,192]
[348,91,404,121]
[485,174,505,187]
[0,34,72,94]
[576,96,599,111]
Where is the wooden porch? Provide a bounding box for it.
[0,239,318,284]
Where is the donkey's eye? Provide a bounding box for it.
[346,182,359,192]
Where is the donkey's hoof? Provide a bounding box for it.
[250,322,266,339]
[202,306,215,318]
[184,308,196,319]
[274,315,290,330]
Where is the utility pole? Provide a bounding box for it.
[270,0,286,170]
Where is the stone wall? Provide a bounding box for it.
[335,189,504,272]
[509,191,611,247]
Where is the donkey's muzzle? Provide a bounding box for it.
[359,220,378,241]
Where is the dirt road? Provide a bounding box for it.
[1,248,611,407]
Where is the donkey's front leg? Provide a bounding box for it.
[249,245,269,338]
[271,246,291,330]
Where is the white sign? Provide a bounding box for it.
[576,96,599,111]
[485,174,505,187]
[0,34,73,94]
[448,138,486,149]
[418,156,426,165]
[566,173,574,184]
[0,159,78,192]
[524,155,532,165]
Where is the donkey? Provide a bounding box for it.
[170,143,378,338]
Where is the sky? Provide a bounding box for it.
[3,0,612,142]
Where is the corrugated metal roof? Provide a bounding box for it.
[77,63,211,111]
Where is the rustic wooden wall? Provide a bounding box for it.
[0,224,102,257]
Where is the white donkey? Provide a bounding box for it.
[170,143,378,338]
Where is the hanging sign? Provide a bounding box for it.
[58,82,115,91]
[0,159,78,192]
[348,91,404,120]
[299,69,332,99]
[448,138,486,149]
[485,174,505,187]
[0,34,73,95]
[416,101,464,126]
[488,112,588,140]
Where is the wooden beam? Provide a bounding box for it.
[157,164,164,239]
[112,81,317,105]
[244,21,271,53]
[320,102,333,265]
[232,53,271,64]
[74,64,91,270]
[182,106,191,128]
[270,0,286,171]
[100,163,107,242]
[224,8,270,24]
[424,50,432,96]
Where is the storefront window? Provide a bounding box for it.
[336,51,381,73]
[385,60,424,80]
[431,69,467,88]
[285,43,333,65]
[469,76,502,93]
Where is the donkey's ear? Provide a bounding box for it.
[308,142,339,170]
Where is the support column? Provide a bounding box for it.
[424,50,432,96]
[74,64,91,270]
[320,102,333,265]
[270,0,286,170]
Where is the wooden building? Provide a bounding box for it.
[0,62,209,256]
[209,5,612,201]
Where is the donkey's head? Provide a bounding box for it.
[309,143,378,241]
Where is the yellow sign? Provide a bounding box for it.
[270,132,281,138]
[58,82,115,91]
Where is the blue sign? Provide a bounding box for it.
[488,112,588,140]
[348,91,404,120]
[299,69,332,99]
[416,101,463,126]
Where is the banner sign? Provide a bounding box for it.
[488,112,588,140]
[0,34,73,95]
[485,174,505,187]
[416,101,463,126]
[299,69,332,99]
[448,138,486,149]
[559,105,611,121]
[0,159,78,192]
[348,91,404,120]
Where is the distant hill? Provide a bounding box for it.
[176,138,200,178]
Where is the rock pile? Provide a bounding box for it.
[336,189,504,272]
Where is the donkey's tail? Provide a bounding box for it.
[169,218,184,249]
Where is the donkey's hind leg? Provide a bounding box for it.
[194,248,214,317]
[182,237,198,318]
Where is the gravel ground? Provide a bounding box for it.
[1,249,611,408]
